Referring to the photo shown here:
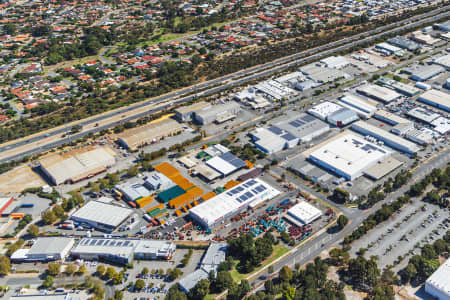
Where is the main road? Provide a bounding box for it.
[246,149,450,293]
[0,7,449,163]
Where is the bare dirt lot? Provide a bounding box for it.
[0,165,45,193]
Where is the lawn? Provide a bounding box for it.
[229,244,290,283]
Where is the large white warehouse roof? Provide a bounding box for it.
[418,89,450,112]
[339,93,377,118]
[307,101,343,120]
[351,121,420,154]
[39,146,116,185]
[287,201,322,225]
[71,200,133,231]
[356,84,401,103]
[425,257,450,300]
[189,178,280,228]
[309,133,391,180]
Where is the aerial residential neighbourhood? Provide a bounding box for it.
[0,0,448,299]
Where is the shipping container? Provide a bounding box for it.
[136,196,153,208]
[20,203,34,208]
[146,203,164,213]
[10,213,24,219]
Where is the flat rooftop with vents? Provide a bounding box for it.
[309,133,391,180]
[70,200,133,232]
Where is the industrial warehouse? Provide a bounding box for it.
[0,19,448,300]
[38,146,116,185]
[175,101,211,121]
[286,201,323,225]
[70,238,176,264]
[179,243,227,293]
[70,200,134,232]
[356,84,401,103]
[338,93,378,119]
[189,178,281,229]
[115,117,185,150]
[425,257,450,300]
[11,237,75,262]
[250,113,329,153]
[308,133,391,180]
[307,102,359,127]
[351,121,420,154]
[194,101,241,125]
[418,89,450,112]
[374,110,414,135]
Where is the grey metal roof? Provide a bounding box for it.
[328,109,359,123]
[28,238,74,256]
[277,113,329,139]
[70,201,133,228]
[201,243,227,273]
[178,269,209,292]
[387,36,420,51]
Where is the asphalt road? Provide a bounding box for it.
[0,7,449,163]
[248,148,450,292]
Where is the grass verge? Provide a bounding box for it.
[229,244,289,283]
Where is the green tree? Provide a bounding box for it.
[337,215,349,230]
[127,166,139,177]
[3,23,17,35]
[65,263,77,276]
[112,272,123,285]
[188,279,210,300]
[282,286,296,300]
[279,266,293,283]
[421,244,437,260]
[332,188,350,203]
[135,279,145,290]
[52,205,65,218]
[42,275,54,288]
[106,267,117,280]
[214,270,233,292]
[141,267,149,276]
[168,268,183,280]
[77,265,87,275]
[47,263,61,276]
[433,239,447,255]
[114,289,124,300]
[96,265,106,277]
[165,285,187,300]
[27,224,39,237]
[348,256,379,288]
[0,256,10,276]
[42,210,57,225]
[402,263,417,283]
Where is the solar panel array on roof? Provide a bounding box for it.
[268,126,283,135]
[237,191,254,203]
[242,179,257,187]
[281,133,297,141]
[219,152,246,169]
[352,139,363,146]
[80,238,136,248]
[289,114,317,128]
[301,114,316,122]
[289,119,304,128]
